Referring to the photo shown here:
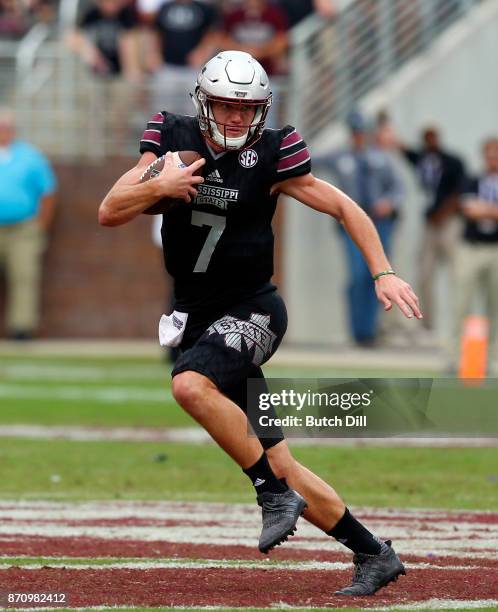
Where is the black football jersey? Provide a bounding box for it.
[140,111,311,312]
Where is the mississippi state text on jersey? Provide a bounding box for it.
[140,111,311,311]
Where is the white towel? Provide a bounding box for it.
[158,311,188,347]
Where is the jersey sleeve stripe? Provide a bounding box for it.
[281,137,303,151]
[281,128,296,140]
[142,130,161,144]
[279,143,308,161]
[277,150,311,172]
[278,145,310,165]
[150,112,164,123]
[280,130,301,149]
[140,112,164,154]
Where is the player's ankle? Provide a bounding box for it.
[243,452,289,494]
[327,507,383,555]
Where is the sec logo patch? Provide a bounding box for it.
[239,149,259,168]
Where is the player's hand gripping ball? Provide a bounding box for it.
[141,150,203,214]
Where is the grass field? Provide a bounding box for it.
[1,439,498,509]
[1,351,497,612]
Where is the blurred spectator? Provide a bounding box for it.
[137,0,216,23]
[147,0,219,114]
[219,0,288,125]
[374,109,398,150]
[220,0,288,76]
[393,126,466,332]
[66,0,142,82]
[450,138,498,373]
[315,111,403,347]
[66,0,142,153]
[0,108,57,340]
[150,0,217,68]
[0,0,30,39]
[276,0,336,28]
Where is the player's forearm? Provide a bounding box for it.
[340,203,392,276]
[99,176,163,226]
[281,175,392,276]
[316,179,392,275]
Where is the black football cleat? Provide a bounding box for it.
[335,540,406,596]
[256,488,307,554]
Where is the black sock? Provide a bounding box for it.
[243,453,288,494]
[327,508,385,555]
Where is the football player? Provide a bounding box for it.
[99,51,421,596]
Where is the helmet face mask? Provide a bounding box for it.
[192,51,272,151]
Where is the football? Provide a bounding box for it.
[141,150,203,214]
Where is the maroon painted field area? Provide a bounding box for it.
[0,501,497,609]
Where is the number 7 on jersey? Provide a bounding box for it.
[191,211,227,273]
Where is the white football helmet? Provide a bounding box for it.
[192,51,272,151]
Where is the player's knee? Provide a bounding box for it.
[172,371,213,417]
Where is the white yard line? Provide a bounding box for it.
[0,559,485,571]
[1,423,497,447]
[0,384,172,404]
[0,424,208,443]
[373,600,498,610]
[1,364,164,381]
[1,500,496,520]
[1,523,498,550]
[0,501,496,561]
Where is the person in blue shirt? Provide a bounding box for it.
[0,108,57,340]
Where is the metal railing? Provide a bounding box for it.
[287,0,484,141]
[0,0,485,158]
[0,40,20,104]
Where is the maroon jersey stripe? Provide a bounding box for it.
[277,147,310,172]
[149,112,164,124]
[280,130,301,150]
[141,129,161,144]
